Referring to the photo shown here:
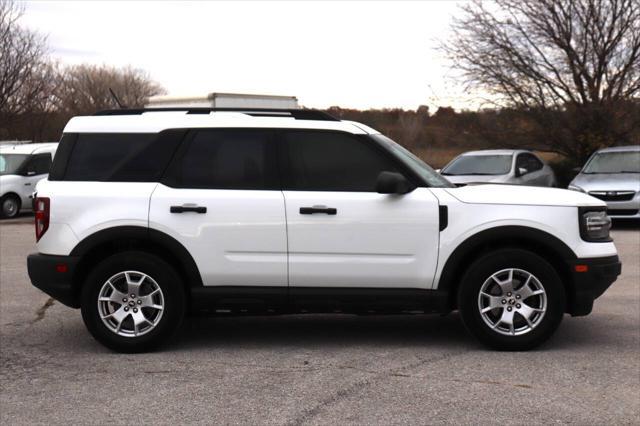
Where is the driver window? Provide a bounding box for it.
[527,155,544,172]
[25,154,52,175]
[516,154,528,173]
[282,130,400,192]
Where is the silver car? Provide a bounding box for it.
[440,149,557,187]
[569,145,640,220]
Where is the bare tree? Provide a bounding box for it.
[53,64,166,116]
[444,0,640,162]
[0,0,54,138]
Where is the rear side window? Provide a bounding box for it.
[52,131,185,182]
[282,130,400,191]
[164,129,278,190]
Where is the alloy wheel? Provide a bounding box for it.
[97,271,165,337]
[477,268,547,336]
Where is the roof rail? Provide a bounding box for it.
[93,108,339,121]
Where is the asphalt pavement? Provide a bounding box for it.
[1,219,638,425]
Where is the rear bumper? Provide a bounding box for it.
[568,255,621,316]
[27,253,80,308]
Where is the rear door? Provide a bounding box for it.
[280,130,440,290]
[149,128,287,288]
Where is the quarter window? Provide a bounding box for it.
[283,130,400,192]
[62,133,181,181]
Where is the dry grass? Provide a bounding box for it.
[414,148,468,168]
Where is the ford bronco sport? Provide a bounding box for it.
[27,108,621,352]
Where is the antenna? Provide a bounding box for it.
[108,88,126,109]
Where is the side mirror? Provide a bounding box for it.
[516,167,528,177]
[376,171,413,194]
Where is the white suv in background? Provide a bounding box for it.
[27,108,621,353]
[0,142,58,218]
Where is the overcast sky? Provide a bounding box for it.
[22,0,475,110]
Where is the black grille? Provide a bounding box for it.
[589,191,635,201]
[607,209,639,216]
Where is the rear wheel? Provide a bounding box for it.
[0,194,21,219]
[458,248,565,350]
[81,251,185,353]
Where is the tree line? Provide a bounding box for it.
[1,0,638,171]
[0,1,164,142]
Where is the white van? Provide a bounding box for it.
[0,143,58,218]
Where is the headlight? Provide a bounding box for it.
[579,208,612,242]
[568,185,585,192]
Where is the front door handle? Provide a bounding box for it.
[300,206,337,215]
[170,205,207,214]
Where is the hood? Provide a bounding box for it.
[445,184,605,207]
[442,174,510,186]
[570,173,640,192]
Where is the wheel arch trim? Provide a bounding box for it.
[69,226,203,298]
[435,225,577,308]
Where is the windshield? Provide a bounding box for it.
[441,154,513,176]
[583,151,640,174]
[372,134,454,188]
[0,154,28,176]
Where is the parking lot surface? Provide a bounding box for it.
[1,220,639,425]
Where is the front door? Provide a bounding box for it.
[280,130,440,289]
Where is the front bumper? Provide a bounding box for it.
[27,253,80,308]
[568,255,621,316]
[605,198,639,219]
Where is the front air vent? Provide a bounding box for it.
[588,191,635,202]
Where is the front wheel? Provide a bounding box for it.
[458,248,565,351]
[81,251,185,353]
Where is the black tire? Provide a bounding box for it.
[81,251,185,353]
[0,194,21,219]
[457,248,565,351]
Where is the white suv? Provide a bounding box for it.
[0,143,57,218]
[27,108,621,353]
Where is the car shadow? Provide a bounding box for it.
[168,313,475,351]
[155,312,615,353]
[50,310,621,354]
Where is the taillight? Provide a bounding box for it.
[34,197,50,242]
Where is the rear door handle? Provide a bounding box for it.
[170,205,207,214]
[299,206,337,215]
